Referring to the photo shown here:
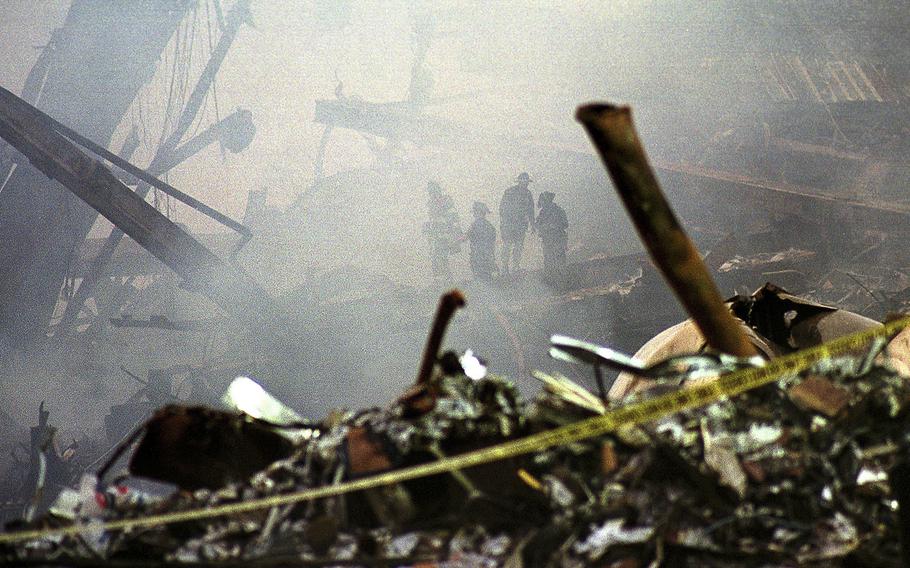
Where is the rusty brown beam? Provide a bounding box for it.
[576,103,758,358]
[416,290,466,384]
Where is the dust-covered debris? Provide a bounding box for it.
[4,330,910,567]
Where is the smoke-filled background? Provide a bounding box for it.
[0,0,908,477]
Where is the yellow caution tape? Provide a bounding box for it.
[2,315,908,545]
[516,468,544,492]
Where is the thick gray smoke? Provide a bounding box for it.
[0,1,906,456]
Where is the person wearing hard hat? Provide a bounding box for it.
[498,172,535,278]
[536,191,568,285]
[465,201,497,283]
[422,181,462,280]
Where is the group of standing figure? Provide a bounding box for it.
[423,172,568,285]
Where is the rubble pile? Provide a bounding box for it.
[4,339,910,567]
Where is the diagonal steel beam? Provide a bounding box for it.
[55,1,253,336]
[0,86,283,335]
[55,110,254,337]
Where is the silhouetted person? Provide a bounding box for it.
[536,191,568,283]
[465,201,496,283]
[422,181,462,280]
[498,172,535,277]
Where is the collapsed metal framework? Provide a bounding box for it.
[54,0,254,337]
[0,1,194,347]
[0,86,284,335]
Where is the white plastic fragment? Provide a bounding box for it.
[460,349,488,380]
[572,519,654,560]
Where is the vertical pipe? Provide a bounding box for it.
[416,290,466,384]
[576,103,758,357]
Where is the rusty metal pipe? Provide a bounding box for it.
[416,290,467,384]
[576,103,758,357]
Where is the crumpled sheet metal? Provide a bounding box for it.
[610,283,881,400]
[6,343,910,567]
[716,248,817,274]
[880,322,910,377]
